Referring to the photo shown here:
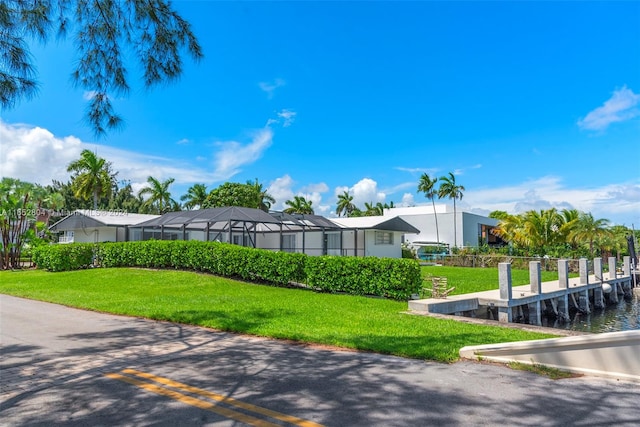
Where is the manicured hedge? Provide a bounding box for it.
[32,243,95,272]
[304,256,422,300]
[98,241,306,286]
[33,241,421,300]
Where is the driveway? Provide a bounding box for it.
[1,294,639,426]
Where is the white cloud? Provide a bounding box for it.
[277,109,296,127]
[176,138,190,145]
[266,109,297,128]
[395,166,438,175]
[267,175,296,211]
[0,120,218,192]
[578,85,640,131]
[349,178,386,209]
[382,181,415,196]
[0,121,83,183]
[461,176,640,226]
[266,175,330,213]
[211,128,273,181]
[301,182,329,194]
[259,78,286,99]
[401,193,415,207]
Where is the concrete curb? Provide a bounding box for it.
[460,330,640,382]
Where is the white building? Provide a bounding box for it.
[49,210,159,243]
[384,205,503,249]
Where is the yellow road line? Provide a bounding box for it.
[121,368,324,427]
[105,373,280,427]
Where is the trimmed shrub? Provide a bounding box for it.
[304,256,421,300]
[33,243,95,272]
[36,240,419,300]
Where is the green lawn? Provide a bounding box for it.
[0,268,556,362]
[422,265,570,295]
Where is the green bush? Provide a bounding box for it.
[36,240,419,299]
[33,243,95,272]
[304,256,421,300]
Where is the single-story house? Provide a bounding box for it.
[50,207,419,258]
[128,207,419,258]
[330,216,420,258]
[49,210,160,243]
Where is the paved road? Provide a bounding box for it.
[1,294,639,426]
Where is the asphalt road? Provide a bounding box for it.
[1,294,639,426]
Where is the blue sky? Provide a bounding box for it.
[1,1,639,226]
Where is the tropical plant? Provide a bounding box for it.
[418,173,441,245]
[107,181,143,213]
[336,191,356,217]
[66,149,117,210]
[570,212,611,257]
[438,172,465,249]
[284,196,314,215]
[521,208,564,255]
[204,182,265,209]
[180,183,208,210]
[0,178,49,269]
[1,0,203,135]
[138,176,178,214]
[247,178,275,212]
[558,208,580,250]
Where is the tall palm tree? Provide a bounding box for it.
[438,172,465,249]
[283,196,314,215]
[138,176,177,214]
[336,190,356,217]
[66,149,116,210]
[247,178,275,212]
[418,173,440,246]
[570,212,611,257]
[180,183,208,210]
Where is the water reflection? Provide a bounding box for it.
[543,289,640,333]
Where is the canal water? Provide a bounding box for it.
[543,288,640,333]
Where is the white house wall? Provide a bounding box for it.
[398,212,498,249]
[361,230,403,258]
[73,227,117,243]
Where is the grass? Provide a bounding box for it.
[0,268,557,363]
[507,361,580,380]
[421,266,572,295]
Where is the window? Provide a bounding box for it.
[375,231,393,245]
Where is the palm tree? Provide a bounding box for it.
[247,178,275,212]
[66,149,117,210]
[180,183,208,210]
[283,196,314,215]
[336,191,356,217]
[570,212,611,257]
[418,173,441,246]
[521,208,564,255]
[138,176,177,214]
[493,213,526,249]
[558,208,580,252]
[438,172,465,249]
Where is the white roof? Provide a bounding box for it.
[73,210,159,226]
[384,204,451,217]
[332,216,394,228]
